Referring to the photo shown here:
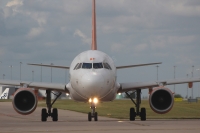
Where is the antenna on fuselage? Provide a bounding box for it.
[91,0,97,50]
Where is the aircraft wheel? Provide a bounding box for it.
[41,108,47,122]
[130,108,136,121]
[94,112,98,121]
[88,112,92,121]
[52,108,58,121]
[140,108,146,121]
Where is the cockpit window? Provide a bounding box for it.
[103,63,112,70]
[82,63,92,69]
[93,63,103,69]
[74,62,111,70]
[76,63,82,69]
[74,63,79,70]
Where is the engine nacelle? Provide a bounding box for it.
[149,87,174,114]
[12,88,38,115]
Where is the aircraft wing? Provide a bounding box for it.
[118,77,200,92]
[0,80,69,93]
[116,62,162,69]
[28,63,70,69]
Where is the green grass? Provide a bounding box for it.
[38,99,200,119]
[0,99,12,102]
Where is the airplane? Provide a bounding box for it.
[0,0,200,122]
[0,88,9,99]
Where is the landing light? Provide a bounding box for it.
[93,97,98,104]
[88,97,98,104]
[89,98,92,103]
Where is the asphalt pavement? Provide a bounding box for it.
[0,102,200,133]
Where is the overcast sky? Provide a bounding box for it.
[0,0,200,98]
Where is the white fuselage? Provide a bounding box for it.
[67,50,120,102]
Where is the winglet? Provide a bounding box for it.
[91,0,97,50]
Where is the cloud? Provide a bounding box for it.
[0,48,6,56]
[168,1,200,16]
[30,12,47,26]
[176,54,195,65]
[0,0,200,97]
[135,43,148,52]
[44,42,57,47]
[111,43,125,52]
[3,0,23,17]
[150,36,167,50]
[168,35,197,45]
[6,0,23,7]
[27,27,44,38]
[74,29,91,45]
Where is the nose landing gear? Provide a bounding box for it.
[88,98,98,121]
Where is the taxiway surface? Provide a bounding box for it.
[0,102,200,133]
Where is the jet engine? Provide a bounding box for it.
[12,88,38,115]
[149,87,174,114]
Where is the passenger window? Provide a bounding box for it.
[82,63,92,69]
[74,63,79,70]
[76,63,82,69]
[93,63,103,69]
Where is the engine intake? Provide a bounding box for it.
[12,88,38,115]
[149,87,174,114]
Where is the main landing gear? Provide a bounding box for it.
[125,89,146,121]
[88,98,98,121]
[41,90,62,122]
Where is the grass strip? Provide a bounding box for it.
[38,99,200,119]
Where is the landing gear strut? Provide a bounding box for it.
[41,90,62,122]
[88,101,98,121]
[125,89,146,121]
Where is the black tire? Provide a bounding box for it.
[88,112,92,121]
[130,108,136,121]
[52,108,58,121]
[41,108,47,122]
[140,108,146,121]
[94,112,98,121]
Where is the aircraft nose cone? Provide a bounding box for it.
[81,72,104,95]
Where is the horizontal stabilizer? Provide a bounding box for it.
[28,63,70,69]
[116,62,162,69]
